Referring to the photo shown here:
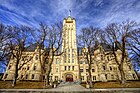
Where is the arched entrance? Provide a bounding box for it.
[66,74,73,82]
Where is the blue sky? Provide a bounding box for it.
[0,0,140,31]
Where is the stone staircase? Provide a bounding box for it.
[57,80,81,87]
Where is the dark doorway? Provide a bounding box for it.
[66,74,73,82]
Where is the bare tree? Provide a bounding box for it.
[33,22,63,86]
[104,20,139,84]
[77,26,101,88]
[0,24,14,69]
[127,27,140,70]
[6,26,33,86]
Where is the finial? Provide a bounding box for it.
[69,10,71,16]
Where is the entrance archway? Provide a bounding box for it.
[66,74,73,82]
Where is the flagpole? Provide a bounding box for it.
[69,10,71,16]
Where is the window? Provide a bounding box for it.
[129,66,131,70]
[86,69,89,72]
[81,76,84,80]
[56,68,58,72]
[65,66,67,70]
[55,76,58,80]
[46,60,48,64]
[72,66,74,70]
[107,56,109,61]
[27,66,30,70]
[26,75,28,79]
[72,49,74,52]
[80,69,83,72]
[33,65,36,70]
[68,49,70,52]
[68,66,70,70]
[92,69,95,72]
[68,59,70,63]
[32,74,34,79]
[80,61,83,64]
[105,74,107,79]
[72,54,74,57]
[68,54,70,58]
[110,67,112,71]
[101,55,103,60]
[21,75,24,79]
[72,59,74,63]
[8,65,11,70]
[103,65,106,70]
[93,76,96,80]
[35,55,38,60]
[56,59,59,64]
[85,61,88,64]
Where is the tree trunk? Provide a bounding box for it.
[118,64,125,84]
[46,53,54,86]
[12,60,19,86]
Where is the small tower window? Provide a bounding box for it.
[68,66,70,70]
[72,54,74,58]
[72,59,74,63]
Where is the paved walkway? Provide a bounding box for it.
[0,88,140,93]
[51,84,87,91]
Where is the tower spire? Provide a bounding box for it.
[69,10,71,16]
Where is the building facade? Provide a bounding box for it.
[3,16,138,82]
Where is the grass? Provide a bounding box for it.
[0,80,140,89]
[81,81,140,88]
[0,81,52,89]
